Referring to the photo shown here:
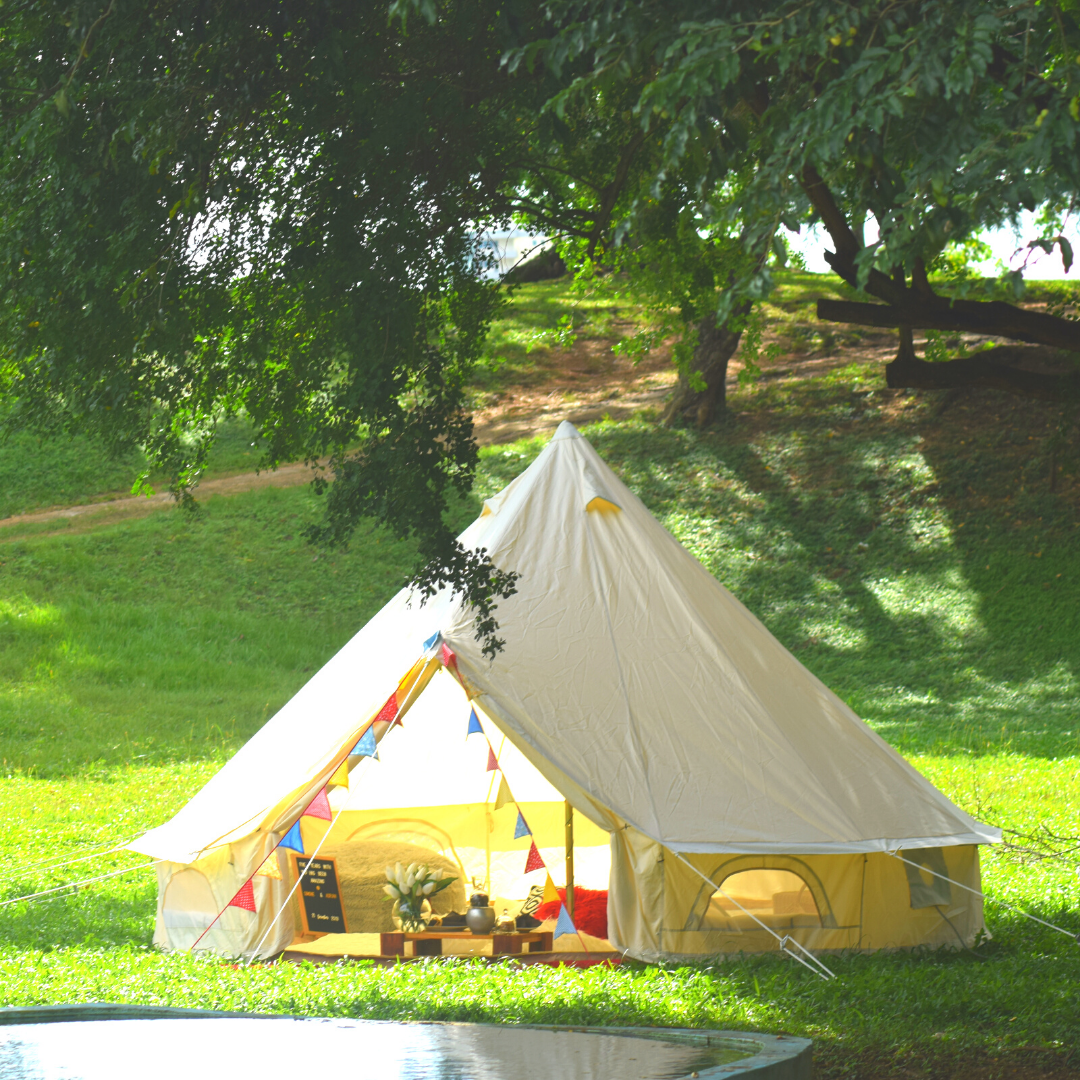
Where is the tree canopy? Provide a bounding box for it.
[0,0,543,652]
[528,0,1080,396]
[2,0,1079,647]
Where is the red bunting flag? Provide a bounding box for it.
[441,642,457,670]
[228,878,256,913]
[302,787,332,821]
[374,692,400,727]
[524,840,544,874]
[486,745,499,772]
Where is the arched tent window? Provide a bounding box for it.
[162,869,219,947]
[684,855,837,932]
[703,869,822,929]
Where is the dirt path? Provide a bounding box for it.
[0,333,683,537]
[0,460,322,534]
[0,318,947,538]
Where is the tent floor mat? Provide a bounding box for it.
[277,949,623,968]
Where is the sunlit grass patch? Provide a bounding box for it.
[2,284,1080,1075]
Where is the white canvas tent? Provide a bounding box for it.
[131,421,999,961]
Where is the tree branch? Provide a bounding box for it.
[884,346,1080,401]
[818,298,1080,353]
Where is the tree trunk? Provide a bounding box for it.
[663,306,748,428]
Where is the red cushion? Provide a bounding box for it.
[535,887,608,940]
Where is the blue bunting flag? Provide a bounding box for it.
[554,903,577,939]
[279,819,305,855]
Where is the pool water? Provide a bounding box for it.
[0,1018,754,1080]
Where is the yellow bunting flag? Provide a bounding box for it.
[493,774,512,811]
[542,873,560,905]
[255,853,282,880]
[327,760,349,791]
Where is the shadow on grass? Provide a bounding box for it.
[576,375,1080,761]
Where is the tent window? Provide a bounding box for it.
[701,869,822,929]
[162,869,218,930]
[900,847,952,908]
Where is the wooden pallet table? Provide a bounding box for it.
[379,929,554,957]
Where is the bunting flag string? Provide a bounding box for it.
[524,840,545,875]
[494,775,512,811]
[350,726,378,760]
[553,903,576,939]
[327,761,349,791]
[514,810,530,840]
[486,745,499,773]
[441,642,458,672]
[467,709,484,737]
[255,852,283,880]
[373,692,400,728]
[542,873,560,905]
[228,878,257,913]
[303,787,332,821]
[278,820,305,855]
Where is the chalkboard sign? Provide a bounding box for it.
[294,856,348,935]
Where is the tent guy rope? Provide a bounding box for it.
[0,838,139,882]
[672,852,837,980]
[0,861,156,909]
[246,797,353,963]
[887,850,1080,944]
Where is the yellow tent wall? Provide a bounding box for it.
[608,826,985,961]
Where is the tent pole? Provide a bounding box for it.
[564,799,574,918]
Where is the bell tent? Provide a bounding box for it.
[131,422,999,962]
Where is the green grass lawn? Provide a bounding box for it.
[0,415,268,519]
[2,278,1079,1077]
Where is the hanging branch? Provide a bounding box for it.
[799,165,1080,400]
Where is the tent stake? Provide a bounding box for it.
[564,800,575,919]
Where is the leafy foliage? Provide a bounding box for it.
[525,0,1080,394]
[0,1,547,652]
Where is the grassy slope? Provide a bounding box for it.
[0,416,268,519]
[1,275,1079,1076]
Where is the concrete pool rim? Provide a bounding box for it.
[0,1004,812,1079]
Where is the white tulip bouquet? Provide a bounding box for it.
[383,862,456,932]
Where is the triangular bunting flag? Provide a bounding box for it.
[486,745,499,773]
[255,852,282,880]
[441,642,457,670]
[422,632,441,654]
[279,820,305,854]
[553,903,576,939]
[514,810,530,840]
[374,692,399,727]
[228,878,257,913]
[467,709,484,736]
[303,787,332,821]
[542,873,560,905]
[494,775,512,811]
[327,761,349,790]
[350,726,377,758]
[524,840,544,874]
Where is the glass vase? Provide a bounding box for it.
[392,897,433,933]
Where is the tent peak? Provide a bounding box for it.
[553,421,582,441]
